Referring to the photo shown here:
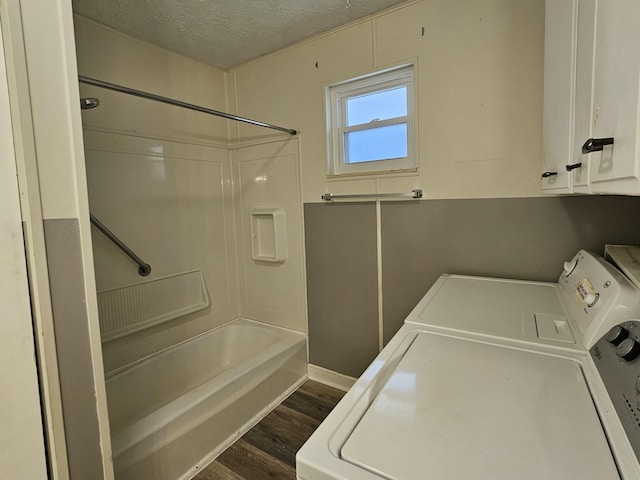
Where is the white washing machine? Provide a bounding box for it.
[297,250,640,479]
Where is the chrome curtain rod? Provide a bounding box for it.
[321,189,423,201]
[78,75,297,136]
[89,214,152,277]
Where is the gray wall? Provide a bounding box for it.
[304,203,379,377]
[305,195,640,377]
[44,219,105,480]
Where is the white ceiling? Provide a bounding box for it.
[72,0,408,71]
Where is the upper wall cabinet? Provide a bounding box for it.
[543,0,640,195]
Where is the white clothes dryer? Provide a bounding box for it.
[297,250,640,480]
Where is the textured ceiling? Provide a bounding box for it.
[72,0,408,70]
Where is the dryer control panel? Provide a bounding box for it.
[592,321,640,461]
[558,250,640,349]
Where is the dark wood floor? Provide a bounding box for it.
[194,380,346,480]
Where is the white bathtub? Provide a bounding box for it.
[105,318,307,480]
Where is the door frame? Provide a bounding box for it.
[0,15,49,480]
[1,0,114,478]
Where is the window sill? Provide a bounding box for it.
[326,167,418,180]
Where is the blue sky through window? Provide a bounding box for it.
[346,86,407,126]
[345,124,408,163]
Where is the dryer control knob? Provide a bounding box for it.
[605,325,629,346]
[583,292,599,307]
[563,260,578,276]
[616,338,640,361]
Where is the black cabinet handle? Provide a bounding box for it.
[566,163,582,171]
[541,171,558,178]
[582,137,614,154]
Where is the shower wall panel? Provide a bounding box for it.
[84,131,239,371]
[232,139,307,333]
[74,16,240,369]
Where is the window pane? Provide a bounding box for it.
[346,86,407,126]
[345,123,408,164]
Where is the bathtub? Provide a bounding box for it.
[105,318,307,480]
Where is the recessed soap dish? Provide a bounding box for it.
[250,208,287,263]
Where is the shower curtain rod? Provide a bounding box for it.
[78,75,298,136]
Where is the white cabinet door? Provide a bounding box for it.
[571,0,597,193]
[543,0,640,196]
[0,23,49,479]
[588,0,640,194]
[542,0,577,193]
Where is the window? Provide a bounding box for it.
[326,65,415,176]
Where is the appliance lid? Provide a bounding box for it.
[340,333,619,480]
[413,276,573,346]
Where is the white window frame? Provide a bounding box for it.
[326,65,415,176]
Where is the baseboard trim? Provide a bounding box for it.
[307,364,356,392]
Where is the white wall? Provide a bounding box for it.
[230,0,545,202]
